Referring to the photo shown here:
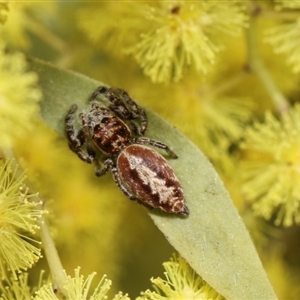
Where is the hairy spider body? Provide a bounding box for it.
[65,86,189,216]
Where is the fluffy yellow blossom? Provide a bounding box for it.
[0,159,44,279]
[34,268,129,300]
[138,254,224,300]
[0,2,57,49]
[0,273,32,300]
[0,270,125,300]
[265,18,300,73]
[240,105,300,226]
[0,44,41,147]
[78,1,246,83]
[126,2,246,83]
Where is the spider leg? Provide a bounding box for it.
[109,88,148,135]
[94,158,136,201]
[90,86,148,136]
[94,158,113,177]
[65,104,95,163]
[134,137,178,158]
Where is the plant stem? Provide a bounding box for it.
[38,204,68,295]
[246,2,290,114]
[23,14,68,54]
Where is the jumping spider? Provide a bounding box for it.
[65,86,189,216]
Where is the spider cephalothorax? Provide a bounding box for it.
[65,86,189,216]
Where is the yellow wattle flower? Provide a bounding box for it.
[0,159,44,279]
[138,254,224,300]
[34,268,130,300]
[241,105,300,226]
[0,44,41,147]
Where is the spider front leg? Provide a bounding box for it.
[109,87,148,135]
[65,104,95,163]
[90,86,148,135]
[135,137,178,158]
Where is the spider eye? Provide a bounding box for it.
[101,118,110,124]
[98,86,108,94]
[119,126,127,134]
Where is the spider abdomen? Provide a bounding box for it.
[117,144,189,216]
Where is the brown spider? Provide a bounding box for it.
[65,86,189,216]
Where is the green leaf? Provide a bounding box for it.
[29,57,277,300]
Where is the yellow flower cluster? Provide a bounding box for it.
[1,268,129,300]
[78,2,246,83]
[241,105,300,226]
[139,254,224,300]
[266,19,300,73]
[0,273,32,300]
[0,44,41,147]
[34,268,129,300]
[0,159,44,279]
[265,0,300,74]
